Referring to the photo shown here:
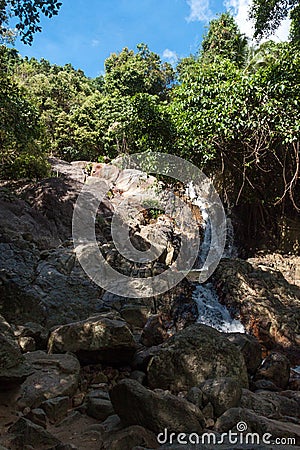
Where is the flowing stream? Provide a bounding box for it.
[187,182,245,333]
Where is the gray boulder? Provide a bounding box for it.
[110,379,205,434]
[86,390,114,421]
[8,418,61,450]
[147,324,248,392]
[200,377,242,418]
[215,407,300,443]
[17,351,80,409]
[241,389,300,420]
[48,314,136,364]
[213,259,300,361]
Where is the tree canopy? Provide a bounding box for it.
[104,44,174,99]
[0,9,299,251]
[0,0,62,44]
[201,12,248,67]
[250,0,300,42]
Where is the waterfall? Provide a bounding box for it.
[186,182,245,333]
[192,283,245,333]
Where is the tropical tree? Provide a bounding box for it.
[201,12,248,67]
[250,0,300,42]
[0,46,47,178]
[104,43,174,99]
[0,0,62,44]
[169,42,300,213]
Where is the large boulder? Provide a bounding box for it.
[110,379,205,434]
[215,407,300,444]
[0,179,105,327]
[200,377,242,418]
[214,259,300,363]
[17,351,80,409]
[147,324,248,392]
[240,389,300,420]
[85,390,114,421]
[48,314,136,364]
[8,418,61,450]
[102,425,158,450]
[0,315,31,387]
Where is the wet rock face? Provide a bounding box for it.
[48,314,136,365]
[214,258,300,363]
[147,324,249,392]
[0,243,104,327]
[0,179,104,327]
[0,164,195,329]
[110,378,205,435]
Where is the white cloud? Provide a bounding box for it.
[91,39,100,47]
[224,0,254,38]
[272,17,291,42]
[224,0,291,42]
[186,0,212,22]
[162,49,178,65]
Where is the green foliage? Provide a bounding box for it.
[4,45,175,162]
[104,43,174,99]
[0,0,62,44]
[13,57,96,159]
[2,151,50,179]
[0,46,44,178]
[1,12,298,216]
[169,41,300,208]
[142,198,164,220]
[250,0,299,42]
[201,12,248,67]
[290,4,300,42]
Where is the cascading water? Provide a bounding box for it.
[187,182,245,333]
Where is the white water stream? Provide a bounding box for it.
[187,182,245,333]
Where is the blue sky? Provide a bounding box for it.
[14,0,291,78]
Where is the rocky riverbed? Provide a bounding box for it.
[0,159,299,449]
